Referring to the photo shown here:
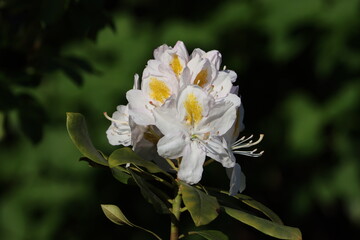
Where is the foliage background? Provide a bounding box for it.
[1,0,359,239]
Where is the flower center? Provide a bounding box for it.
[149,77,171,103]
[194,69,208,87]
[184,93,203,125]
[170,54,183,76]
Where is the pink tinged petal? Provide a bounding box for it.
[227,163,246,196]
[157,132,187,159]
[126,89,155,125]
[178,141,206,185]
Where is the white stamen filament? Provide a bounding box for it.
[232,134,264,150]
[233,149,264,157]
[103,112,128,125]
[231,134,264,157]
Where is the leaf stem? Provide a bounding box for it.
[133,223,163,240]
[170,185,182,240]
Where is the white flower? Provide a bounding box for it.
[105,105,132,146]
[105,41,264,192]
[154,85,241,184]
[127,41,190,126]
[220,104,264,195]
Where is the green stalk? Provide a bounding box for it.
[170,186,182,240]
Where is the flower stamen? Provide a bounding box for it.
[103,112,128,125]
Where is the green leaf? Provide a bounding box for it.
[109,147,168,175]
[66,112,108,166]
[223,207,302,240]
[101,204,163,240]
[235,194,283,224]
[101,204,134,226]
[189,230,229,240]
[180,182,220,226]
[129,169,170,214]
[79,157,108,168]
[207,188,283,224]
[111,166,132,184]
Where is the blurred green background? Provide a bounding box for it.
[1,0,359,239]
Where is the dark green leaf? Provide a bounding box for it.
[180,182,220,226]
[223,207,302,240]
[66,112,108,166]
[189,230,228,240]
[129,169,170,214]
[79,157,108,168]
[111,166,132,184]
[109,147,169,175]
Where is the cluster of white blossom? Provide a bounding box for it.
[105,41,263,195]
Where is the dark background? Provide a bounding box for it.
[1,0,359,239]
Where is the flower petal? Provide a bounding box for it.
[178,141,206,184]
[198,93,240,135]
[211,70,237,99]
[157,132,187,159]
[154,96,184,134]
[177,85,213,126]
[106,105,131,146]
[126,89,155,125]
[205,136,236,168]
[188,56,216,88]
[227,163,246,195]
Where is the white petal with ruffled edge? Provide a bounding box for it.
[105,105,132,146]
[177,141,206,184]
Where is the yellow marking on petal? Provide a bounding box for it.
[170,54,183,76]
[184,93,203,125]
[194,70,208,87]
[149,77,171,103]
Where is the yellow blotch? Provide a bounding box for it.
[149,77,171,103]
[184,93,203,125]
[170,54,183,76]
[194,70,208,87]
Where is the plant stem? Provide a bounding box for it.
[170,186,182,240]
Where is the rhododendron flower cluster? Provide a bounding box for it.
[105,41,263,195]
